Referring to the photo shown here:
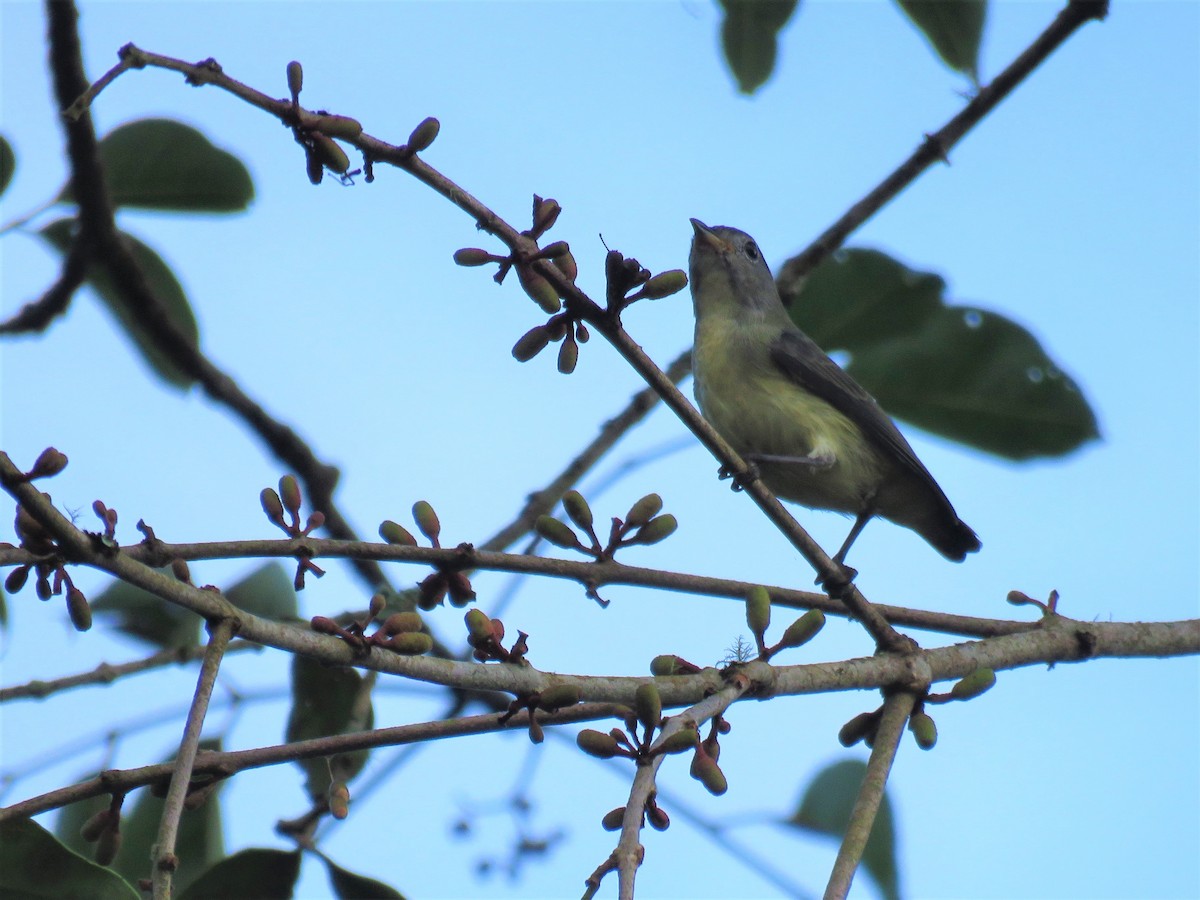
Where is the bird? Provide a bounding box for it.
[687,218,980,566]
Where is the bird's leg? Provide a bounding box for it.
[815,509,872,593]
[718,460,760,493]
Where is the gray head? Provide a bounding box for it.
[688,219,784,319]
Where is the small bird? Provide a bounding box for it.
[688,219,980,565]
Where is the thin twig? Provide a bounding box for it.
[824,689,922,900]
[151,617,236,900]
[1,702,630,822]
[0,641,258,704]
[780,0,1110,283]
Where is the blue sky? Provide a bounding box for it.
[1,2,1197,898]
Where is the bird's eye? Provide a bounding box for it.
[744,241,760,261]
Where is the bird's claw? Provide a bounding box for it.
[718,462,760,493]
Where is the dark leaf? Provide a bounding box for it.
[225,562,298,621]
[286,655,375,800]
[0,134,14,199]
[177,848,301,900]
[718,0,800,94]
[89,569,202,649]
[38,218,200,388]
[784,759,899,900]
[780,247,1099,460]
[0,583,8,634]
[894,0,986,82]
[58,118,254,212]
[0,817,139,900]
[324,855,408,900]
[56,740,225,894]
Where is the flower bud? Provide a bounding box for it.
[279,475,302,516]
[534,516,582,551]
[379,520,417,546]
[639,269,687,300]
[634,682,662,734]
[577,729,620,759]
[411,501,440,543]
[386,632,433,655]
[949,668,996,701]
[745,586,771,639]
[539,683,582,712]
[67,587,92,632]
[655,727,698,755]
[512,325,551,362]
[328,781,350,820]
[562,490,592,531]
[601,807,626,831]
[556,336,578,374]
[454,248,497,267]
[406,117,440,153]
[777,609,825,650]
[286,61,303,98]
[624,493,663,528]
[517,265,561,314]
[631,514,677,545]
[310,133,349,174]
[381,612,423,636]
[909,712,938,750]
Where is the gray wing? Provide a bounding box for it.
[769,329,946,494]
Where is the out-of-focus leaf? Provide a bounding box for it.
[717,0,800,94]
[89,569,202,649]
[779,247,1100,460]
[225,562,297,621]
[177,848,301,900]
[286,654,374,800]
[323,854,408,899]
[784,758,899,900]
[0,583,8,634]
[894,0,986,83]
[56,740,225,894]
[1,817,139,900]
[38,218,200,388]
[57,118,254,212]
[0,134,15,198]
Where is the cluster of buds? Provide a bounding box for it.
[379,501,476,610]
[601,791,671,834]
[576,683,697,764]
[744,586,826,661]
[465,608,527,665]
[603,248,687,316]
[498,678,582,744]
[310,591,433,657]
[282,60,377,185]
[839,667,997,752]
[260,475,326,589]
[534,491,677,574]
[78,794,124,866]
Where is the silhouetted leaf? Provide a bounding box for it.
[226,562,297,621]
[324,855,408,899]
[286,655,374,800]
[1,817,139,900]
[895,0,986,82]
[89,570,202,649]
[784,758,899,900]
[57,118,253,212]
[780,247,1099,460]
[0,134,14,199]
[718,0,799,94]
[56,740,225,894]
[177,848,300,900]
[38,218,200,388]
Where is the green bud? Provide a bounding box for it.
[512,325,551,362]
[381,612,423,636]
[260,487,284,523]
[286,61,303,98]
[557,336,578,374]
[379,519,417,546]
[412,500,441,543]
[328,781,350,819]
[534,515,582,551]
[838,710,879,748]
[311,114,362,138]
[517,265,561,314]
[279,475,302,515]
[634,682,662,734]
[532,196,561,234]
[67,587,92,632]
[640,269,688,300]
[386,632,433,655]
[745,586,771,639]
[691,753,728,796]
[650,654,680,676]
[632,514,677,545]
[562,490,593,531]
[310,133,349,174]
[655,727,698,755]
[577,729,620,759]
[539,683,582,711]
[777,609,825,650]
[540,240,570,259]
[454,247,497,267]
[552,249,578,283]
[465,608,492,644]
[406,116,440,152]
[909,712,938,750]
[949,668,996,701]
[624,493,663,528]
[601,807,626,831]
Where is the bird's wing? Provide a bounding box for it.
[769,329,945,493]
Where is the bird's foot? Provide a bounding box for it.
[718,462,760,493]
[816,562,858,596]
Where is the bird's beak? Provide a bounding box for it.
[690,218,730,254]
